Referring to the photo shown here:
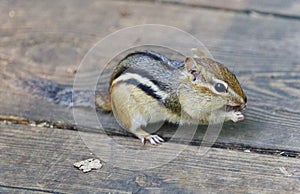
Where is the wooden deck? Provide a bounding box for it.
[1,0,300,193]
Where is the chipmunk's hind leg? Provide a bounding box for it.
[110,84,165,145]
[129,114,164,145]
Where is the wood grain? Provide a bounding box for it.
[0,0,299,152]
[1,1,300,192]
[1,124,300,193]
[159,0,300,18]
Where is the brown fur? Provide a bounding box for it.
[198,58,246,100]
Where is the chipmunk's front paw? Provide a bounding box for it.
[230,111,244,122]
[141,135,164,145]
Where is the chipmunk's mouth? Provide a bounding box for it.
[225,104,246,112]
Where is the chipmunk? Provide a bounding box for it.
[97,48,247,145]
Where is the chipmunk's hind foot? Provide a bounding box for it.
[141,135,164,145]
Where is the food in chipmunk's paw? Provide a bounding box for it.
[97,48,247,145]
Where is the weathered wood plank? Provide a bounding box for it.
[0,186,63,194]
[0,0,300,152]
[1,124,300,193]
[159,0,300,18]
[2,0,300,72]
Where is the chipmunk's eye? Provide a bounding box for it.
[214,82,227,93]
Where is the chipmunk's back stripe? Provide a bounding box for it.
[110,66,129,85]
[112,72,168,100]
[124,51,163,62]
[117,78,162,100]
[111,67,168,92]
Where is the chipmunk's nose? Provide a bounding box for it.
[244,96,247,104]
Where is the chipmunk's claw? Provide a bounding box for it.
[141,135,164,145]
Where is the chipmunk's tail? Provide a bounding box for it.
[95,93,112,112]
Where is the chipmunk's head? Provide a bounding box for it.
[179,49,247,118]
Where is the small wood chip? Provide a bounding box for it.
[37,122,49,128]
[66,67,77,74]
[74,158,103,173]
[135,174,148,187]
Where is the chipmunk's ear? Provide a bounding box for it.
[185,57,203,83]
[191,48,207,59]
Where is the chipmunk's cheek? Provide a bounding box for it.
[233,98,242,105]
